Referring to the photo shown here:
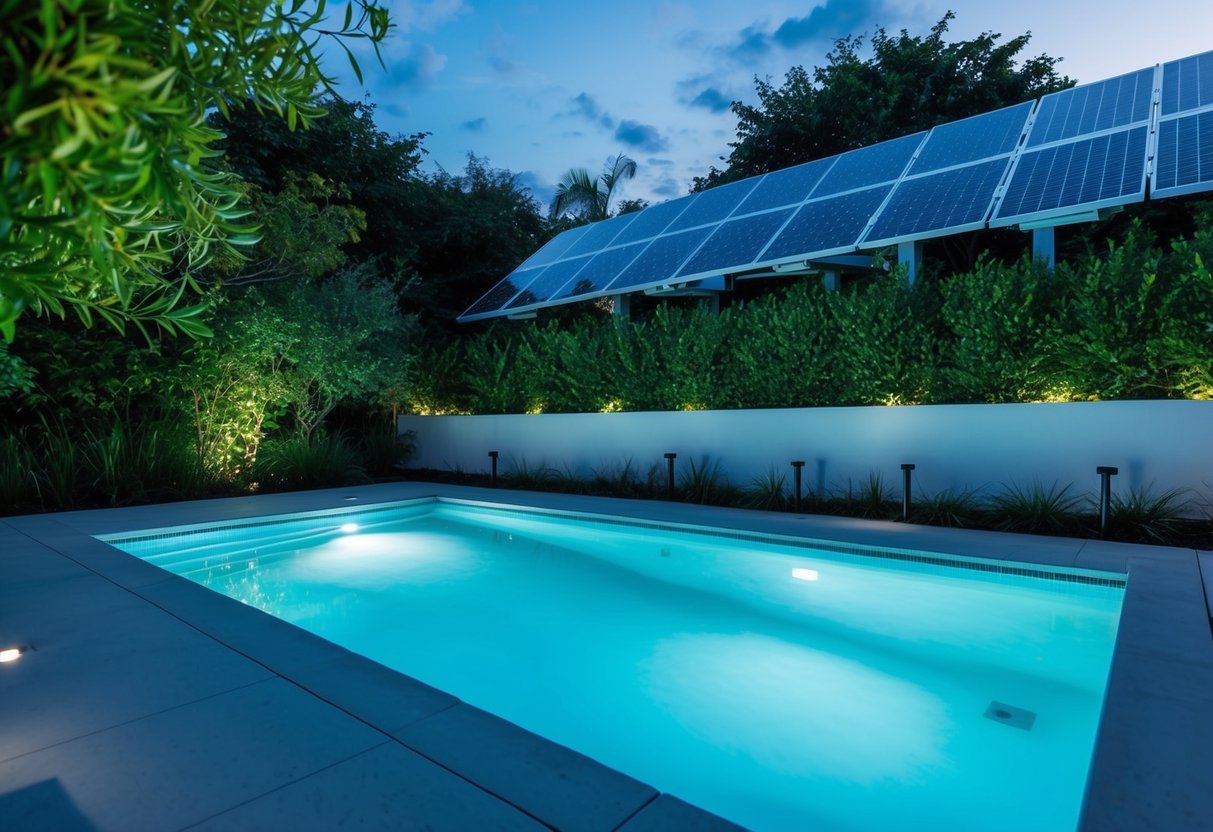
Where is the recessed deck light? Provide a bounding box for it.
[340,523,359,534]
[0,647,24,663]
[791,568,819,581]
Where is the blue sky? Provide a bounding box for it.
[333,0,1210,209]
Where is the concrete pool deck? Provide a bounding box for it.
[1,481,1211,831]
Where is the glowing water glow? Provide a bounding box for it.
[0,647,22,663]
[108,501,1123,832]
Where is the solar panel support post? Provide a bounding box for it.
[664,453,677,499]
[822,271,840,291]
[1032,227,1056,270]
[612,294,631,319]
[897,241,923,285]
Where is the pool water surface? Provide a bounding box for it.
[103,499,1124,832]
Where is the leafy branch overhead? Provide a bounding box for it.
[0,0,391,342]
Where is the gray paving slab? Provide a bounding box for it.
[616,794,748,832]
[1113,555,1213,668]
[1081,683,1213,832]
[11,518,182,588]
[395,703,658,832]
[0,586,274,760]
[1196,549,1213,613]
[0,678,389,832]
[0,526,93,588]
[184,741,549,832]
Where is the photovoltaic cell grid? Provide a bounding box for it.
[461,49,1213,322]
[991,67,1156,227]
[1152,50,1213,200]
[1026,68,1155,147]
[862,103,1033,246]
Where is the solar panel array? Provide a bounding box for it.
[461,49,1213,322]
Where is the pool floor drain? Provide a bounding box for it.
[984,701,1036,731]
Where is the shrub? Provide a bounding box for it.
[253,434,369,491]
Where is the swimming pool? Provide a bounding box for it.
[103,498,1125,832]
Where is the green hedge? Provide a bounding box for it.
[406,226,1213,414]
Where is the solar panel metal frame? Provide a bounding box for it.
[1150,50,1213,200]
[989,65,1160,229]
[1151,107,1213,199]
[860,103,1034,248]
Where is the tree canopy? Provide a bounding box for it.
[695,12,1072,190]
[552,154,637,222]
[0,0,390,342]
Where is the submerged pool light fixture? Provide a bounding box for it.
[340,522,360,534]
[1096,465,1118,536]
[791,567,819,581]
[0,645,27,663]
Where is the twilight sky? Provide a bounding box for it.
[333,0,1211,209]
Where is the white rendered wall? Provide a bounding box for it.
[399,401,1212,505]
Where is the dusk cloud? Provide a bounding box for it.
[460,116,487,132]
[390,42,448,90]
[689,87,733,113]
[773,0,880,48]
[614,120,669,153]
[722,0,886,63]
[570,92,615,130]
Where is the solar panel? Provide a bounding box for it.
[561,212,637,258]
[1152,110,1213,199]
[505,256,593,309]
[863,158,1010,246]
[761,186,893,262]
[813,132,926,196]
[993,126,1149,226]
[514,224,592,270]
[676,208,796,279]
[612,193,697,245]
[734,157,835,214]
[1027,67,1155,148]
[460,267,546,320]
[665,177,760,231]
[909,102,1034,174]
[459,50,1213,323]
[1161,49,1213,116]
[553,242,649,301]
[606,225,716,292]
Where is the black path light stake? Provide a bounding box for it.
[1097,466,1119,536]
[664,453,677,499]
[488,450,499,487]
[791,460,805,509]
[900,463,916,521]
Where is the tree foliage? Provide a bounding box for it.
[0,0,390,341]
[696,12,1072,189]
[552,154,637,222]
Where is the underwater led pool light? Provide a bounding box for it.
[0,646,25,663]
[791,568,819,581]
[340,523,360,534]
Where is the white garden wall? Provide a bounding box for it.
[398,401,1212,507]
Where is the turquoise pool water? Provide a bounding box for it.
[104,499,1124,832]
